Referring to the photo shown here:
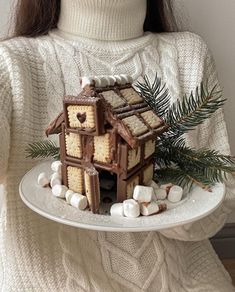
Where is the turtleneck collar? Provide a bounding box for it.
[57,0,147,41]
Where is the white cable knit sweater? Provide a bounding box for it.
[0,0,235,291]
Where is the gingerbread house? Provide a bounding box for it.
[46,75,164,213]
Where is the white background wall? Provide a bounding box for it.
[0,0,235,221]
[0,0,12,37]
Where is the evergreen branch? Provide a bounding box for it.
[156,137,235,184]
[136,74,171,118]
[163,84,226,137]
[25,140,60,160]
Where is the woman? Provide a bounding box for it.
[0,0,234,290]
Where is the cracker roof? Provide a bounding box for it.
[46,84,164,148]
[99,85,164,148]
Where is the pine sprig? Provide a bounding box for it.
[137,74,234,189]
[163,84,226,137]
[156,138,235,185]
[136,75,171,118]
[25,140,60,160]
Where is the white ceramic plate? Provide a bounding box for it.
[19,161,225,232]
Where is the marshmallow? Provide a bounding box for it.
[51,161,62,174]
[160,183,173,194]
[100,76,113,87]
[133,185,154,203]
[51,172,61,180]
[168,185,183,203]
[123,199,140,218]
[81,75,132,88]
[69,193,88,210]
[65,190,74,202]
[148,180,160,189]
[108,76,116,86]
[81,77,94,88]
[154,188,167,200]
[52,185,68,198]
[93,77,102,87]
[147,180,160,201]
[98,76,109,87]
[120,74,133,84]
[110,203,124,217]
[37,172,50,187]
[50,173,62,188]
[140,202,160,216]
[113,75,123,85]
[127,75,133,84]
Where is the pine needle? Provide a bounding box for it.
[25,140,60,160]
[136,74,171,118]
[163,83,226,138]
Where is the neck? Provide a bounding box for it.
[57,0,147,41]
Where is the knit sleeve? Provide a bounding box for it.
[159,40,235,241]
[0,46,12,182]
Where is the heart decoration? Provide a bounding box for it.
[76,112,87,124]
